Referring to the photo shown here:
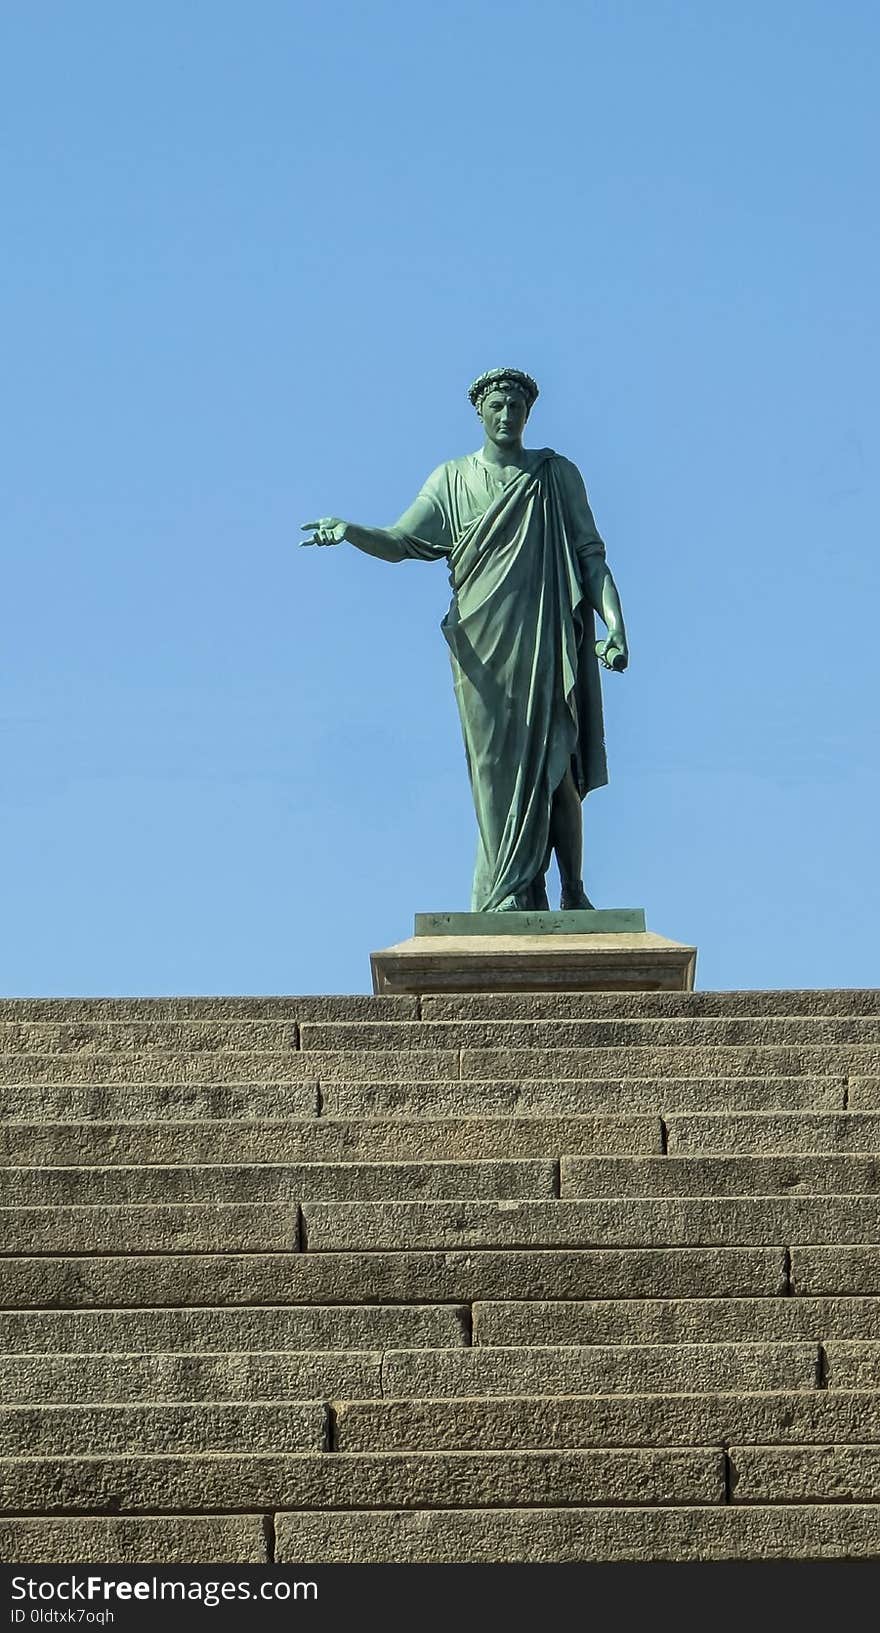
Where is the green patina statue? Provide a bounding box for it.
[302,368,628,912]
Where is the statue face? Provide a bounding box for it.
[479,386,529,447]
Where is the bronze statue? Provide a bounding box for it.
[303,368,628,911]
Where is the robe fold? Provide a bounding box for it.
[392,448,609,912]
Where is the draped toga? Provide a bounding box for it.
[392,447,609,912]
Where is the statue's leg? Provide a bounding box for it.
[550,768,595,910]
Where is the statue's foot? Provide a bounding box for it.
[528,874,550,911]
[560,880,595,910]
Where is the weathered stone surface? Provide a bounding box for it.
[0,996,416,1022]
[1,1081,319,1121]
[0,1020,293,1054]
[371,932,696,997]
[824,1341,880,1388]
[729,1445,880,1503]
[473,1297,880,1347]
[0,1304,467,1355]
[302,1195,880,1251]
[850,1079,880,1109]
[561,1154,880,1198]
[461,1045,880,1081]
[0,1350,382,1404]
[0,1449,723,1512]
[335,1392,880,1452]
[303,1018,880,1051]
[666,1112,880,1155]
[0,1203,299,1254]
[793,1248,880,1296]
[320,1076,846,1118]
[0,1247,784,1309]
[0,1402,326,1455]
[0,1515,269,1563]
[381,1343,817,1397]
[273,1504,880,1562]
[0,1114,662,1167]
[0,1157,557,1207]
[0,1050,459,1085]
[421,991,880,1021]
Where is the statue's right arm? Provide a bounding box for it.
[343,524,408,563]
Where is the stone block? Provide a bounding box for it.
[666,1112,880,1155]
[0,1157,557,1207]
[0,1081,319,1121]
[371,930,696,996]
[0,1114,662,1167]
[301,1194,880,1251]
[0,1020,292,1055]
[560,1154,880,1198]
[792,1247,880,1296]
[0,1203,299,1254]
[0,1349,383,1404]
[0,1402,326,1456]
[823,1341,880,1388]
[0,1303,468,1355]
[729,1444,880,1503]
[304,1017,880,1052]
[381,1342,817,1397]
[273,1504,880,1562]
[319,1076,846,1119]
[460,1045,880,1082]
[334,1391,880,1453]
[0,1449,723,1513]
[473,1296,880,1347]
[421,990,880,1021]
[0,1515,269,1563]
[0,1246,784,1309]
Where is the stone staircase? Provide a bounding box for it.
[2,987,880,1563]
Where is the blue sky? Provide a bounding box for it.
[1,1,877,996]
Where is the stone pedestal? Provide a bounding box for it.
[370,910,697,995]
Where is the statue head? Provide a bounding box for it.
[469,368,539,449]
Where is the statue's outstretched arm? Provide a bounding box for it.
[301,518,408,561]
[580,553,629,670]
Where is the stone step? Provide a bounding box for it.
[0,1021,295,1054]
[0,1515,267,1563]
[0,1402,327,1455]
[0,1158,558,1208]
[335,1391,880,1451]
[0,1247,786,1309]
[0,1203,299,1254]
[824,1341,880,1387]
[472,1296,880,1346]
[0,1349,385,1403]
[560,1155,880,1197]
[793,1248,880,1295]
[3,1045,879,1088]
[0,1304,468,1355]
[3,990,879,1024]
[320,1077,849,1118]
[10,1390,880,1456]
[0,997,416,1023]
[729,1444,880,1503]
[1,1082,319,1122]
[381,1343,817,1396]
[0,1116,662,1167]
[300,1195,880,1251]
[421,991,880,1021]
[271,1504,880,1563]
[666,1112,880,1154]
[301,1018,880,1051]
[0,1448,723,1513]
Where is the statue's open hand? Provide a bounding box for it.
[595,635,628,672]
[301,517,347,546]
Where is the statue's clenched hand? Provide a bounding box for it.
[301,517,347,546]
[595,635,628,672]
